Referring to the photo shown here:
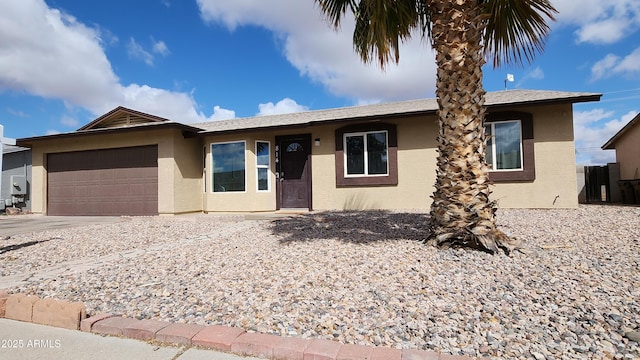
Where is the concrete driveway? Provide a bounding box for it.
[0,215,123,237]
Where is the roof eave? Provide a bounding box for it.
[486,93,602,108]
[196,109,437,136]
[602,112,640,150]
[76,106,173,131]
[196,92,603,136]
[16,122,202,148]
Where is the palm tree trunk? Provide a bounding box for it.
[428,0,520,254]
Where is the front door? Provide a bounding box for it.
[276,134,312,209]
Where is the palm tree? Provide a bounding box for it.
[316,0,557,254]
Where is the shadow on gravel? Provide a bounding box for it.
[272,211,431,244]
[0,238,58,255]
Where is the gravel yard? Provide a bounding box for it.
[1,205,639,359]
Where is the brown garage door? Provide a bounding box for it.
[47,145,158,216]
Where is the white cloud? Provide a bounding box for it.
[552,0,640,45]
[613,47,640,74]
[591,54,621,81]
[513,67,545,87]
[573,109,636,165]
[60,115,79,127]
[98,27,119,47]
[152,39,170,57]
[0,0,220,125]
[528,67,545,80]
[7,109,30,118]
[128,37,170,66]
[590,47,640,81]
[118,83,207,123]
[127,38,155,66]
[209,105,236,120]
[196,0,436,104]
[0,0,120,111]
[257,98,308,116]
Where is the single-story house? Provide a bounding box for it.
[602,112,640,204]
[1,144,31,211]
[16,89,601,216]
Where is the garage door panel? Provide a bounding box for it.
[47,145,158,216]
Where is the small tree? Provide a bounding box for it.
[316,0,556,254]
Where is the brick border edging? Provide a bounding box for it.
[0,291,477,360]
[0,290,86,330]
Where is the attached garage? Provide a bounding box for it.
[47,145,158,216]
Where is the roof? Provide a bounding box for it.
[16,89,601,147]
[1,144,30,154]
[194,89,601,134]
[17,121,202,147]
[602,112,640,150]
[77,106,171,131]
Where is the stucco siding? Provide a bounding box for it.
[489,104,578,208]
[25,101,583,215]
[314,104,579,210]
[312,117,436,211]
[309,126,336,210]
[615,122,640,180]
[200,103,579,212]
[169,132,203,215]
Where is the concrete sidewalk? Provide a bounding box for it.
[0,213,294,238]
[0,319,258,360]
[0,215,123,237]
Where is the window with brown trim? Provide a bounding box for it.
[335,123,398,186]
[485,112,535,182]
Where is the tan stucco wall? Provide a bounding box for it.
[201,117,438,212]
[28,102,580,215]
[28,128,201,215]
[201,103,579,212]
[489,104,579,208]
[311,104,579,210]
[614,122,640,180]
[169,131,203,215]
[311,117,437,211]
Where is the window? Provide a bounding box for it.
[485,112,535,182]
[335,123,398,186]
[485,120,522,171]
[256,141,270,191]
[344,131,389,176]
[286,142,304,152]
[211,141,245,192]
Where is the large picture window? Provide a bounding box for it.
[211,141,245,192]
[256,141,270,191]
[485,120,523,171]
[344,131,389,176]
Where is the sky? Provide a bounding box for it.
[0,0,639,165]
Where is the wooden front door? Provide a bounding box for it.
[276,134,311,209]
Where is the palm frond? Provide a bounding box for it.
[318,0,424,68]
[315,0,358,28]
[482,0,557,68]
